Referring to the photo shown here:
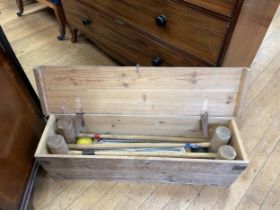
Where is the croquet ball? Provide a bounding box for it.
[76,137,93,145]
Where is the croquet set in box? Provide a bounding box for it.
[34,66,249,185]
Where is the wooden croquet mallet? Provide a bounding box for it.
[209,126,232,152]
[47,135,69,154]
[57,117,76,144]
[216,145,237,160]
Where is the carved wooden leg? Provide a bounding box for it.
[69,26,78,43]
[16,0,24,16]
[53,3,66,40]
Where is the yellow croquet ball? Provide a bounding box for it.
[76,137,93,145]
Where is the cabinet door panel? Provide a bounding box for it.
[0,27,45,210]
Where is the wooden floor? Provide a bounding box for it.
[1,1,280,209]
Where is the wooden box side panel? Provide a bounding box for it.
[48,169,238,185]
[228,119,248,161]
[35,115,56,156]
[66,114,230,137]
[35,115,248,185]
[37,156,244,185]
[34,66,245,117]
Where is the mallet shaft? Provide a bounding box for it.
[77,133,208,143]
[68,142,211,150]
[68,150,216,159]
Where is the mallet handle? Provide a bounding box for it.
[77,133,207,143]
[68,142,210,150]
[68,150,216,159]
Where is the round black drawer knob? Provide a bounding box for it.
[155,15,167,27]
[152,57,162,66]
[82,18,92,26]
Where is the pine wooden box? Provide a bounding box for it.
[34,66,249,185]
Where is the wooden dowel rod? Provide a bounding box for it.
[77,133,208,143]
[68,150,216,159]
[68,142,211,150]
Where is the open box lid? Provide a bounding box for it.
[34,66,250,118]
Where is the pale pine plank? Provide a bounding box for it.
[0,1,22,24]
[137,184,181,210]
[67,181,117,210]
[241,75,280,154]
[113,183,159,210]
[162,186,200,210]
[236,140,280,209]
[2,11,56,43]
[191,185,204,192]
[260,174,280,210]
[32,171,73,209]
[235,196,259,210]
[45,89,237,116]
[186,186,225,210]
[39,180,94,210]
[40,66,243,90]
[35,66,244,117]
[89,182,141,210]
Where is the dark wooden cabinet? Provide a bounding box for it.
[0,27,45,210]
[61,0,280,67]
[79,0,230,64]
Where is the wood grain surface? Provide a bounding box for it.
[222,0,280,66]
[62,0,210,66]
[77,0,230,64]
[60,114,229,137]
[181,0,238,17]
[34,66,246,117]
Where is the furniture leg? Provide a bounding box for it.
[53,3,66,41]
[16,0,24,16]
[69,26,78,43]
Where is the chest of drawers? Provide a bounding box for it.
[61,0,279,67]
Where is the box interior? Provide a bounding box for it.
[35,114,248,162]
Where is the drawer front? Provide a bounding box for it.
[62,0,209,66]
[79,0,230,64]
[183,0,238,17]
